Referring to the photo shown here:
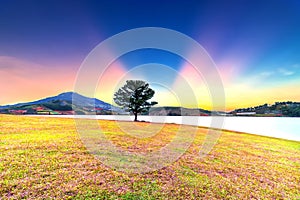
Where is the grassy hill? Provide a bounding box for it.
[0,115,299,199]
[0,92,120,115]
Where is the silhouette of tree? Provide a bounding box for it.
[114,80,158,121]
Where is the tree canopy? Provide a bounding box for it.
[114,80,158,121]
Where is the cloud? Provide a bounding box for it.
[278,68,295,76]
[0,56,76,105]
[246,67,295,85]
[292,64,299,69]
[0,56,43,76]
[259,71,274,77]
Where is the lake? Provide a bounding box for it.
[35,115,300,141]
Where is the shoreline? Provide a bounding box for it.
[17,114,300,142]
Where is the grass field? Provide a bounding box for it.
[0,115,299,199]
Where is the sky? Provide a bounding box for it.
[0,0,300,111]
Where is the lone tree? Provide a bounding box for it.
[114,80,158,121]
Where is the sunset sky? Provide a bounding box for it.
[0,0,300,110]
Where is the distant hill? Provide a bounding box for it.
[149,106,211,116]
[230,101,300,117]
[0,92,123,115]
[0,92,215,116]
[1,93,299,117]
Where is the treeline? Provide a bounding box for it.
[232,101,300,117]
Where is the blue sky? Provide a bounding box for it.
[0,0,299,109]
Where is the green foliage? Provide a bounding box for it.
[42,100,73,111]
[233,101,300,117]
[114,80,157,121]
[281,105,300,117]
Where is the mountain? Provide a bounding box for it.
[0,92,123,115]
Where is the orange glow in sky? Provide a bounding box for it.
[1,55,299,111]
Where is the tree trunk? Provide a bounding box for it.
[134,112,138,121]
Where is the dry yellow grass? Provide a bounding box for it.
[0,115,299,199]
